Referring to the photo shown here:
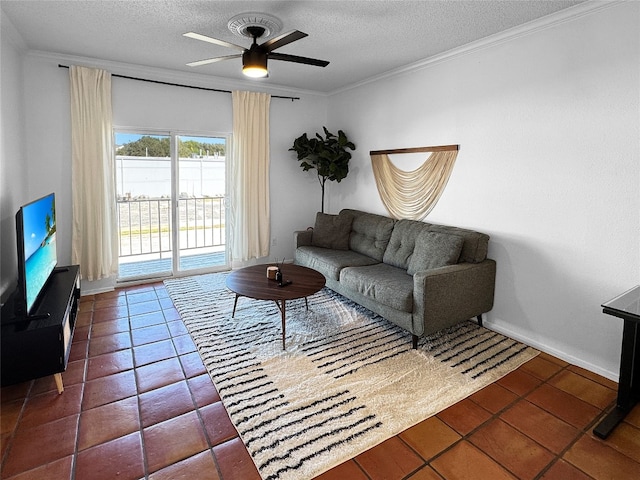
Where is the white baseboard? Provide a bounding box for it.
[485,319,619,383]
[81,286,115,296]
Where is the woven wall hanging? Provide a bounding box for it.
[370,145,459,220]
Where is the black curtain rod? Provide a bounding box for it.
[58,64,300,101]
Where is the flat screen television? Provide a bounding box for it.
[15,193,58,317]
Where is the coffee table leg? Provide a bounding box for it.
[305,297,309,310]
[232,294,239,318]
[281,300,286,350]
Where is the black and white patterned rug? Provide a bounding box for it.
[164,272,537,480]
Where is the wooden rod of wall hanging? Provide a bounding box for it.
[369,144,459,155]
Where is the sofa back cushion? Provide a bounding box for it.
[341,209,395,262]
[384,220,489,268]
[424,224,489,263]
[311,211,353,250]
[407,231,464,274]
[382,219,428,270]
[384,219,467,274]
[338,209,490,265]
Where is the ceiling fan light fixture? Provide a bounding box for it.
[185,14,327,77]
[243,65,268,78]
[242,49,268,78]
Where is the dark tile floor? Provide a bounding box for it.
[1,282,639,479]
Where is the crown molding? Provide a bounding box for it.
[17,0,619,98]
[329,0,622,96]
[26,50,327,99]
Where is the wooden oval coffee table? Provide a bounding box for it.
[225,264,326,349]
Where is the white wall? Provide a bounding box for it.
[110,66,329,265]
[327,2,640,380]
[23,58,72,265]
[13,54,327,294]
[4,2,637,380]
[0,13,29,301]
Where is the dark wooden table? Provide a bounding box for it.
[593,285,640,439]
[225,264,326,349]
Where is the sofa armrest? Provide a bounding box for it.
[413,259,496,335]
[294,229,313,248]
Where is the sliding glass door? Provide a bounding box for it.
[175,135,227,273]
[115,131,228,281]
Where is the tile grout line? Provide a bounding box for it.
[389,366,539,479]
[132,283,228,478]
[3,283,638,480]
[166,282,228,480]
[528,362,595,480]
[125,291,152,480]
[402,360,595,480]
[0,379,34,475]
[69,296,93,480]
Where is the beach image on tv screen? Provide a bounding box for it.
[23,194,57,312]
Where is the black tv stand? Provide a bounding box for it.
[2,311,51,326]
[1,265,80,393]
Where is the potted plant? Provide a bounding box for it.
[290,127,356,213]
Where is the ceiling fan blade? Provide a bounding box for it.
[183,32,245,51]
[261,30,308,52]
[269,52,329,67]
[186,54,242,67]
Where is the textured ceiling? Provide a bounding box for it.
[1,0,587,93]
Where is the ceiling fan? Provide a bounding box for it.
[183,25,329,78]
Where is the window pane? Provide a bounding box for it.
[115,132,173,278]
[177,135,226,272]
[114,132,228,280]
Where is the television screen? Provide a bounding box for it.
[16,193,58,316]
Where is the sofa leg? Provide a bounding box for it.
[412,335,418,349]
[477,314,483,327]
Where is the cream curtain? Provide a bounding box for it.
[371,150,458,220]
[230,90,271,262]
[69,66,118,281]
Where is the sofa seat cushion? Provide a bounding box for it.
[295,246,379,281]
[339,263,414,313]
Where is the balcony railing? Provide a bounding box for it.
[117,196,225,259]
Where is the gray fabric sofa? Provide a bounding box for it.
[294,209,496,347]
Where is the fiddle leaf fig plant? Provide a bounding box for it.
[289,126,356,213]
